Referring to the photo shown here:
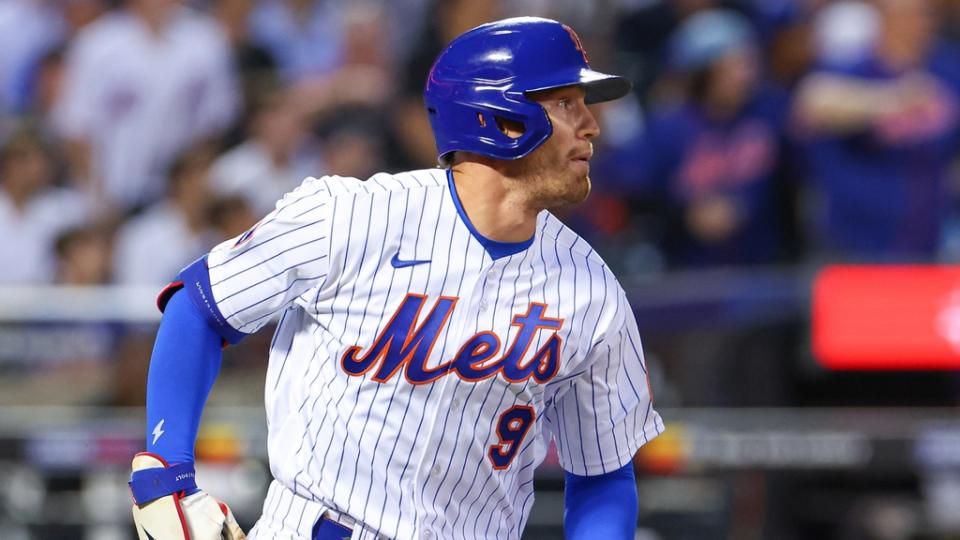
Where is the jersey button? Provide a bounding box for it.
[451,398,461,408]
[487,269,496,279]
[479,300,488,311]
[423,530,434,540]
[431,464,442,476]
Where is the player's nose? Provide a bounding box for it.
[578,103,600,140]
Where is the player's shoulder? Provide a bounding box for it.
[300,169,444,196]
[539,213,606,264]
[538,212,620,283]
[274,169,445,211]
[362,168,448,194]
[539,213,631,340]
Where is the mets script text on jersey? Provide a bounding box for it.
[340,293,564,385]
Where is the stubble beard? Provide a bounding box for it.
[506,142,591,211]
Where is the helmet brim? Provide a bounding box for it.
[580,69,632,104]
[522,68,632,105]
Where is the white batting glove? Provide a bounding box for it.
[129,452,246,540]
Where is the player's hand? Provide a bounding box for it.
[129,452,246,540]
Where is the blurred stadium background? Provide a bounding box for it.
[2,0,960,538]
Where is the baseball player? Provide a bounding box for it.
[128,17,663,540]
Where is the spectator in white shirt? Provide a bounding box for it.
[53,0,239,213]
[113,145,219,285]
[248,0,344,82]
[210,78,321,216]
[53,223,113,285]
[0,0,64,116]
[9,2,108,135]
[0,122,91,284]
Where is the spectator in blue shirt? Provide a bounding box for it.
[626,9,797,268]
[793,0,960,261]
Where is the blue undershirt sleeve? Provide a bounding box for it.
[564,462,638,540]
[145,289,223,464]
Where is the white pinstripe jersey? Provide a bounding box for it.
[201,168,663,539]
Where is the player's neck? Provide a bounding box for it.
[449,163,539,243]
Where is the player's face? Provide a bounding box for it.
[508,86,600,208]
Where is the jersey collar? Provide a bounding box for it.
[446,168,535,260]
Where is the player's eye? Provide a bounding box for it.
[557,98,570,110]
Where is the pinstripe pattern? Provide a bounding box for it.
[200,168,661,540]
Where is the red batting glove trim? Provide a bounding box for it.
[130,451,191,540]
[157,281,185,313]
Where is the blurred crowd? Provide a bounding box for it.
[3,5,959,537]
[3,0,960,287]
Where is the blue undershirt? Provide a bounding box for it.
[564,463,639,539]
[145,289,223,463]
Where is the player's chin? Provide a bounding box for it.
[551,174,591,208]
[569,173,591,204]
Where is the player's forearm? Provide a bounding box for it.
[145,289,224,463]
[563,462,638,540]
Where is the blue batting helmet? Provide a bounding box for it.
[424,17,631,166]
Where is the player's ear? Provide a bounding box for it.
[494,116,525,139]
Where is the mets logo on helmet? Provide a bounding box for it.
[562,24,589,63]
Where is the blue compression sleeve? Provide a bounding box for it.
[564,462,638,540]
[145,289,223,464]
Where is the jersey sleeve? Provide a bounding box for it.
[175,177,335,340]
[543,288,664,476]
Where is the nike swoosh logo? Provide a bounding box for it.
[391,252,430,268]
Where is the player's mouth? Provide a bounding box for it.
[570,149,592,163]
[570,149,592,172]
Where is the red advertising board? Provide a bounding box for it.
[812,265,960,369]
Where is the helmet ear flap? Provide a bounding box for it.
[436,111,531,166]
[427,95,551,164]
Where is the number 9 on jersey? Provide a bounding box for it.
[488,405,535,469]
